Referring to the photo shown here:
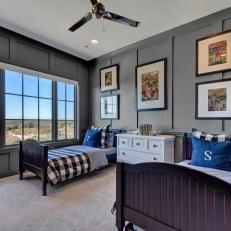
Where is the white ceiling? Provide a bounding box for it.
[0,0,230,61]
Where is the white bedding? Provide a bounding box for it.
[177,160,231,184]
[69,145,109,171]
[104,147,117,156]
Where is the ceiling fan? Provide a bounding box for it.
[68,0,140,32]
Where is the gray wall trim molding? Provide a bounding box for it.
[90,7,231,64]
[89,7,231,134]
[0,26,87,64]
[0,25,89,178]
[171,37,174,130]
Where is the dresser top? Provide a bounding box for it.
[117,133,175,140]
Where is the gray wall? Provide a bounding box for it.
[89,8,231,160]
[0,27,89,177]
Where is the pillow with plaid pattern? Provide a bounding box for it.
[91,125,111,148]
[192,128,231,142]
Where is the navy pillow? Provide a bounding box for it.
[83,129,102,147]
[191,137,231,171]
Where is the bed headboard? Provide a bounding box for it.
[183,133,193,160]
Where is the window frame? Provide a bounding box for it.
[56,82,77,141]
[0,66,79,147]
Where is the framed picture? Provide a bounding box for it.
[196,30,231,76]
[196,79,231,119]
[136,58,167,111]
[100,94,119,120]
[100,65,119,92]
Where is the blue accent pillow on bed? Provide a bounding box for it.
[191,137,231,171]
[83,129,102,147]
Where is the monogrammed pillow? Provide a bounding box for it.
[191,135,231,171]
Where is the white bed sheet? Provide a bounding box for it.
[177,160,231,184]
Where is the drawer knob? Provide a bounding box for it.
[122,152,125,155]
[136,143,140,146]
[153,157,157,160]
[153,144,158,148]
[122,141,126,144]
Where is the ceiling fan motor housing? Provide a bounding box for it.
[92,2,105,18]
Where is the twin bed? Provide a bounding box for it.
[19,129,123,196]
[19,130,231,231]
[116,133,231,231]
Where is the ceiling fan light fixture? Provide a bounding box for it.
[91,39,99,44]
[68,0,140,32]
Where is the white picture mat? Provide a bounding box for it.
[198,32,231,74]
[100,66,118,91]
[137,61,165,110]
[100,95,118,119]
[198,81,231,118]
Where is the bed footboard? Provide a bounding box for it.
[19,139,48,196]
[116,162,231,231]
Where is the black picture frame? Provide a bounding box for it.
[195,78,231,120]
[100,94,120,120]
[136,58,167,111]
[196,29,231,77]
[100,64,119,92]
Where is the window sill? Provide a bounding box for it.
[0,139,81,150]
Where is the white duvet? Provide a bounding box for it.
[69,145,109,171]
[177,160,231,184]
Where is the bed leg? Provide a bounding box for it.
[42,177,47,196]
[19,141,23,180]
[42,146,48,196]
[116,163,125,231]
[19,170,23,180]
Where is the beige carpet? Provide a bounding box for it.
[0,166,117,231]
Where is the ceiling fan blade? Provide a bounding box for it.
[68,12,92,32]
[90,0,98,6]
[103,11,140,27]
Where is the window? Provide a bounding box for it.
[5,71,52,145]
[4,69,77,145]
[57,82,75,140]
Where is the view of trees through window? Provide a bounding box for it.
[4,70,76,145]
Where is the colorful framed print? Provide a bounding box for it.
[136,58,167,111]
[196,30,231,76]
[100,94,119,120]
[100,65,119,92]
[196,79,231,119]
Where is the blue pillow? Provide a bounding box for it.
[191,137,231,171]
[83,129,102,147]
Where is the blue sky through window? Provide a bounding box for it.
[5,70,75,120]
[23,75,38,97]
[5,71,52,119]
[39,78,52,98]
[24,97,38,119]
[5,70,22,94]
[5,95,22,119]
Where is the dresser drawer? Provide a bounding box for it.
[131,138,147,150]
[118,136,130,148]
[118,148,161,163]
[148,140,163,153]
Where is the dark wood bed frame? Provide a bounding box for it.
[19,129,125,196]
[19,139,48,196]
[116,133,231,231]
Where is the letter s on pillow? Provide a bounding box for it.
[204,151,212,161]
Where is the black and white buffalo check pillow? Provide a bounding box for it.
[192,128,231,142]
[91,125,111,148]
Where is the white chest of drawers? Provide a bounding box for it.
[117,134,175,164]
